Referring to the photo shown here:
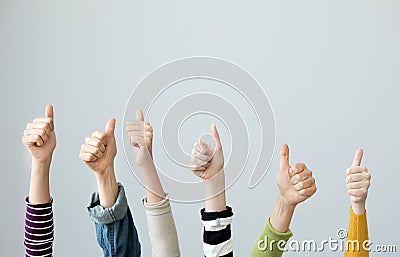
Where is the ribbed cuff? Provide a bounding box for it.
[201,206,233,221]
[265,217,293,241]
[25,197,53,207]
[142,193,171,216]
[350,206,367,218]
[87,182,128,225]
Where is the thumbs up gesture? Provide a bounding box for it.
[276,144,317,206]
[189,123,224,180]
[79,119,117,174]
[346,148,371,214]
[22,105,56,164]
[126,109,154,166]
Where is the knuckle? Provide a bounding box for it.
[96,139,102,147]
[96,148,102,156]
[297,163,306,170]
[39,130,46,138]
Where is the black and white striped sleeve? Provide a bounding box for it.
[24,197,54,257]
[201,206,233,257]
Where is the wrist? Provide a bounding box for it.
[32,158,52,168]
[137,156,154,169]
[204,170,225,188]
[270,194,296,233]
[204,170,226,212]
[31,159,51,175]
[95,167,118,208]
[278,192,298,209]
[95,166,115,180]
[277,193,297,213]
[351,201,366,214]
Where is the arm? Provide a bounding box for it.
[22,105,56,257]
[126,109,165,203]
[80,119,141,257]
[344,148,370,257]
[127,109,180,257]
[190,124,233,257]
[251,144,317,257]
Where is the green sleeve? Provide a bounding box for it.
[250,217,293,257]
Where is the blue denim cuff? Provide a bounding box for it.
[87,182,128,225]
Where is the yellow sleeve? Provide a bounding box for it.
[344,207,369,257]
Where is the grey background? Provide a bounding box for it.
[1,0,399,256]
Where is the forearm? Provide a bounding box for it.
[139,160,165,203]
[95,167,119,208]
[29,160,51,204]
[270,194,296,233]
[251,195,295,257]
[204,170,226,212]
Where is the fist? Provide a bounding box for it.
[189,123,224,180]
[346,148,371,214]
[126,109,153,166]
[79,119,117,174]
[22,105,56,164]
[277,144,317,206]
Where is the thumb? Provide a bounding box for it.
[105,118,116,135]
[210,123,222,150]
[136,109,144,121]
[351,147,363,167]
[279,144,290,171]
[45,105,54,119]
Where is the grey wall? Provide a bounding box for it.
[1,1,399,256]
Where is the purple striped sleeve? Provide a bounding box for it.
[24,197,54,257]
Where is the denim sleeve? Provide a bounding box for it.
[87,183,141,257]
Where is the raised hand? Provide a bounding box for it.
[79,119,117,174]
[276,144,317,207]
[22,105,56,165]
[126,109,153,166]
[346,148,371,214]
[189,123,224,180]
